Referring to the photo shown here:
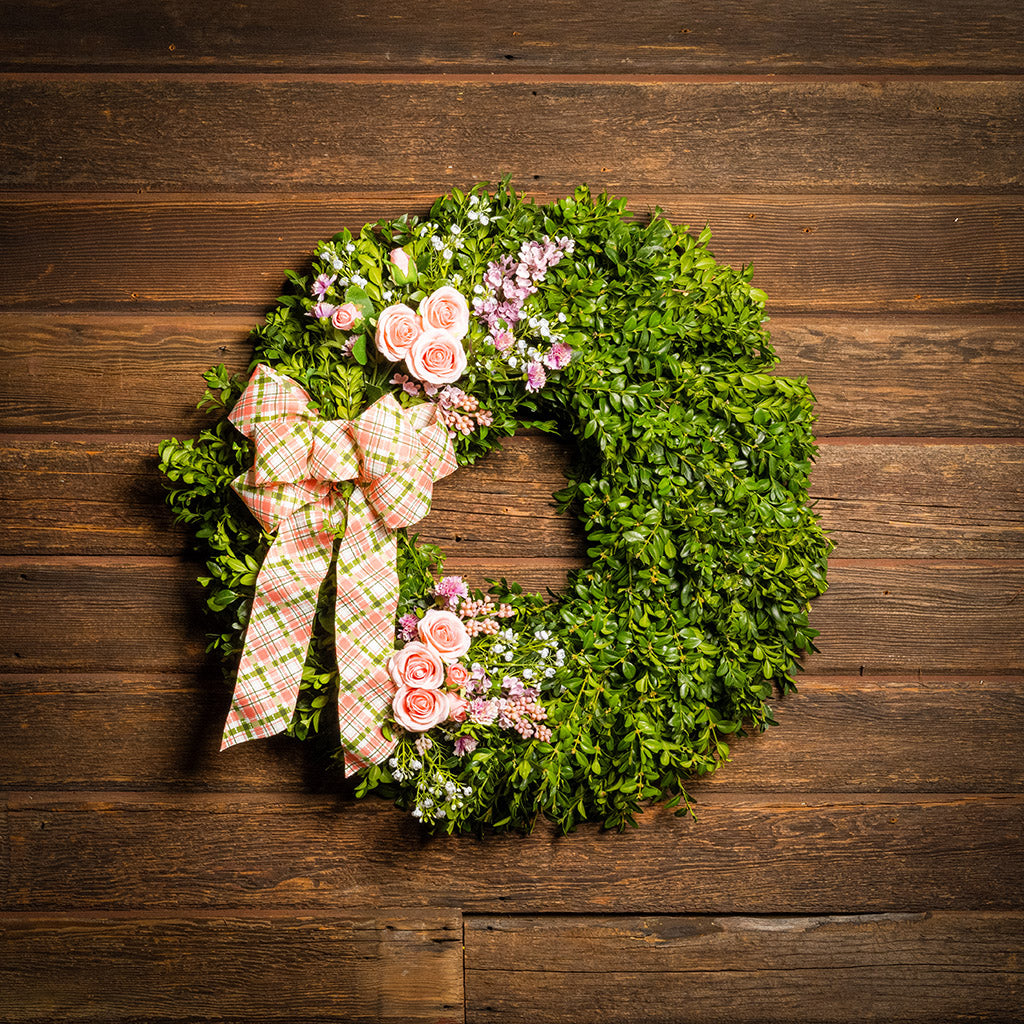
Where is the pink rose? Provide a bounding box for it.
[331,302,361,331]
[418,609,471,663]
[375,303,422,362]
[406,327,467,386]
[390,247,411,275]
[446,693,469,724]
[387,640,445,689]
[419,286,470,341]
[446,662,470,689]
[392,685,449,733]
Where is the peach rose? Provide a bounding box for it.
[392,685,449,733]
[418,609,471,663]
[406,327,467,386]
[446,662,470,689]
[331,302,361,331]
[419,285,470,341]
[446,693,469,724]
[375,303,422,362]
[389,247,411,275]
[387,641,445,689]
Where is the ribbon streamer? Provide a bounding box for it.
[221,364,457,774]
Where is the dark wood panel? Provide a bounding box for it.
[3,314,1021,435]
[3,197,1022,315]
[2,436,1022,559]
[464,912,1024,1023]
[2,675,1020,794]
[774,317,1024,436]
[2,0,1022,73]
[4,792,1021,913]
[0,909,463,1023]
[0,434,585,559]
[1,80,1020,193]
[810,442,1024,559]
[2,560,1022,675]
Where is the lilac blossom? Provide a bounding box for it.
[390,373,421,397]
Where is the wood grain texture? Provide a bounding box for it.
[0,909,464,1023]
[464,912,1024,1023]
[2,435,1022,559]
[1,80,1021,193]
[4,196,1021,316]
[2,674,1020,794]
[2,0,1022,73]
[2,560,1022,675]
[3,314,1021,436]
[4,792,1021,913]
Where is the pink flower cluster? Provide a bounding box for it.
[474,236,574,334]
[458,594,515,637]
[437,388,494,437]
[377,286,469,386]
[465,683,550,741]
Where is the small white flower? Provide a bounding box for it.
[436,808,447,819]
[504,652,514,662]
[422,797,433,809]
[443,249,453,260]
[388,757,398,768]
[557,312,567,322]
[480,215,490,225]
[462,785,473,796]
[544,667,556,678]
[410,758,423,771]
[412,807,423,819]
[444,780,456,795]
[493,644,505,655]
[431,236,444,250]
[345,242,356,253]
[469,195,479,206]
[331,257,344,270]
[522,668,534,680]
[507,356,519,369]
[383,289,394,300]
[467,210,479,222]
[473,284,484,295]
[450,224,461,235]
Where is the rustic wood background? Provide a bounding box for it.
[2,3,1023,1021]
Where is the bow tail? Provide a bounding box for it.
[333,488,400,776]
[220,505,334,750]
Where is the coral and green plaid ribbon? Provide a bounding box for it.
[221,364,457,774]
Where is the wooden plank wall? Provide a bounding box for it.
[1,3,1022,1021]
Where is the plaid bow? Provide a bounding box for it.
[221,364,457,774]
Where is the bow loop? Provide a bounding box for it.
[351,394,421,481]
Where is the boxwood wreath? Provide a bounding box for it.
[159,180,830,834]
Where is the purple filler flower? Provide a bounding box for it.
[397,613,419,643]
[435,575,469,601]
[311,273,336,300]
[453,735,479,757]
[308,301,336,320]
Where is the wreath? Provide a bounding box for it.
[159,181,830,834]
